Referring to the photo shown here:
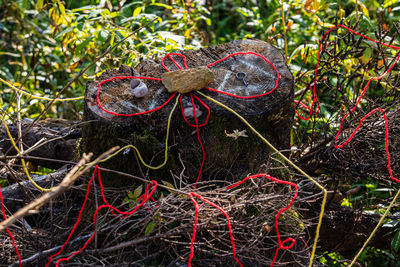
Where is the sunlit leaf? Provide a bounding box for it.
[236,7,250,17]
[150,3,172,9]
[57,1,66,16]
[98,30,109,42]
[55,27,74,39]
[359,48,372,64]
[304,0,320,14]
[36,0,44,11]
[76,36,94,53]
[70,5,97,12]
[133,6,142,17]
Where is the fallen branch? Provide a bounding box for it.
[9,233,92,267]
[0,146,118,233]
[0,167,69,213]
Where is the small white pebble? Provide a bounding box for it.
[130,79,140,88]
[183,106,202,118]
[133,82,148,98]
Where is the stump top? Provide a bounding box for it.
[85,39,293,127]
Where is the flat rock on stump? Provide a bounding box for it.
[161,67,215,93]
[83,39,294,186]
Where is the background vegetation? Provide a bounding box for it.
[1,0,400,265]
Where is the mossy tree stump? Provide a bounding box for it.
[82,39,294,186]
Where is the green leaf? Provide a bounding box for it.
[126,190,134,199]
[98,30,109,42]
[133,185,143,199]
[365,183,376,190]
[70,5,97,12]
[55,27,74,39]
[133,7,142,17]
[384,0,398,8]
[150,3,172,9]
[359,48,372,64]
[236,7,250,17]
[36,0,44,11]
[391,229,400,252]
[57,1,66,16]
[145,221,156,235]
[161,180,175,193]
[76,36,93,53]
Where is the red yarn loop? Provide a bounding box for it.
[179,93,211,128]
[296,24,399,185]
[46,166,158,266]
[161,52,188,71]
[280,238,296,250]
[226,174,298,267]
[188,192,243,267]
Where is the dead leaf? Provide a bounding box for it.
[225,129,248,140]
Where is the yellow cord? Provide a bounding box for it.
[197,91,327,266]
[0,77,84,102]
[1,95,179,191]
[2,119,52,191]
[99,95,180,170]
[349,188,400,266]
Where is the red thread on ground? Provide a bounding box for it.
[93,51,291,266]
[45,167,158,266]
[0,184,22,267]
[9,25,398,266]
[226,174,298,267]
[188,192,243,267]
[296,24,400,184]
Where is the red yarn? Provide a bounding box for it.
[46,166,158,266]
[205,51,280,99]
[297,24,400,184]
[161,53,188,71]
[226,174,298,267]
[96,51,280,189]
[179,94,211,128]
[188,93,206,189]
[45,166,96,267]
[295,24,400,120]
[53,25,399,267]
[96,76,177,117]
[188,192,243,267]
[0,184,22,267]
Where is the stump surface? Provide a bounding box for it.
[83,39,294,186]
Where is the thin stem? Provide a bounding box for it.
[349,188,400,266]
[281,0,289,63]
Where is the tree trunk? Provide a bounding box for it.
[82,39,294,186]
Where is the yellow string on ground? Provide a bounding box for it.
[99,95,180,170]
[0,77,84,102]
[349,188,400,266]
[1,119,52,191]
[198,91,327,267]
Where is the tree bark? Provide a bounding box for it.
[83,39,294,186]
[0,119,80,169]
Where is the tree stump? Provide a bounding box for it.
[82,39,294,186]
